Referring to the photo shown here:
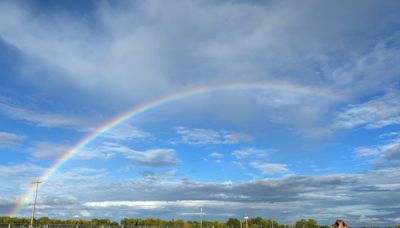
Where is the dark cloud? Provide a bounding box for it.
[17,168,395,225]
[5,162,399,226]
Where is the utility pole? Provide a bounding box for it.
[30,181,41,228]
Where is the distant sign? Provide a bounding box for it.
[244,216,249,220]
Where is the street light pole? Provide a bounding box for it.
[244,216,248,228]
[200,208,203,228]
[30,181,41,228]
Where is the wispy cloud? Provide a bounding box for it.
[127,149,180,167]
[209,152,223,159]
[28,141,69,160]
[26,141,180,165]
[101,123,151,141]
[48,167,109,184]
[139,170,176,182]
[334,92,400,129]
[26,141,115,161]
[0,163,46,198]
[232,147,270,159]
[0,100,95,130]
[0,163,45,179]
[5,161,400,225]
[174,126,251,145]
[27,141,181,166]
[250,162,292,176]
[330,32,400,99]
[0,131,25,148]
[379,132,400,139]
[83,200,294,210]
[33,168,399,224]
[99,143,180,167]
[354,135,400,162]
[209,152,223,163]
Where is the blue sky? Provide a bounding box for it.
[1,0,400,226]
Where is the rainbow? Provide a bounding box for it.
[9,81,341,216]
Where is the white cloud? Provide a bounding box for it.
[0,131,25,148]
[357,214,382,224]
[99,142,180,167]
[353,136,400,161]
[27,141,113,160]
[5,164,400,226]
[0,101,95,130]
[46,167,109,185]
[250,162,291,176]
[379,132,400,139]
[0,163,46,198]
[232,147,270,159]
[140,170,176,181]
[28,141,181,166]
[354,147,380,158]
[209,152,223,163]
[28,141,69,160]
[62,167,400,225]
[373,183,400,191]
[209,152,223,159]
[102,123,151,141]
[84,200,295,210]
[389,217,400,223]
[127,149,180,167]
[0,163,45,178]
[174,126,251,145]
[334,92,400,129]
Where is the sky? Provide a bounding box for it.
[1,0,400,226]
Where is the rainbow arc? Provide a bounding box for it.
[10,81,342,216]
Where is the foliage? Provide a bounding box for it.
[226,218,240,228]
[295,219,318,228]
[0,216,353,228]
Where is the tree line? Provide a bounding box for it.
[0,217,331,228]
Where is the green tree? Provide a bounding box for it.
[295,219,318,228]
[227,218,241,228]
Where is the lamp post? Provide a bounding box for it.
[200,208,204,228]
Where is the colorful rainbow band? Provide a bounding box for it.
[9,81,342,216]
